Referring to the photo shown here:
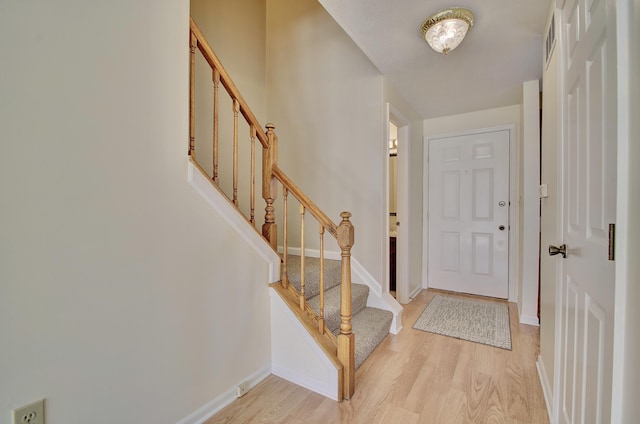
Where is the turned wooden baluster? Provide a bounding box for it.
[336,211,355,400]
[262,123,278,249]
[189,31,197,159]
[232,99,239,206]
[299,204,306,310]
[212,69,220,183]
[319,224,325,334]
[282,187,289,288]
[250,125,256,224]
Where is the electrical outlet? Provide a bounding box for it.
[12,399,44,424]
[236,382,250,398]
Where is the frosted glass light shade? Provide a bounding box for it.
[421,8,475,55]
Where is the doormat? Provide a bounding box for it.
[412,295,511,350]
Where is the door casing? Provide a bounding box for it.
[423,125,519,303]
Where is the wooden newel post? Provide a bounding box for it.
[336,211,355,400]
[262,123,278,249]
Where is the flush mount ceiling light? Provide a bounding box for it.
[421,7,475,55]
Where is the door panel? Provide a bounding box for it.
[471,233,493,275]
[442,171,460,219]
[473,168,494,220]
[428,130,509,298]
[555,0,616,421]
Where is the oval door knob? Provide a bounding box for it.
[548,244,567,258]
[498,225,505,231]
[396,222,400,226]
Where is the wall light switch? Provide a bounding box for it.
[539,183,549,198]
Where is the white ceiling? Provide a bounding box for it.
[317,0,552,119]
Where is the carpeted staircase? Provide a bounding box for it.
[286,255,393,368]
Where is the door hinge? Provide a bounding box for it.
[608,223,615,261]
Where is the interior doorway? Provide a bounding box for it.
[389,122,398,297]
[386,104,411,304]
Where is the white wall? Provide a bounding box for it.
[266,0,386,283]
[191,0,267,120]
[190,0,267,220]
[0,1,272,423]
[539,6,560,396]
[612,0,640,421]
[423,105,521,136]
[520,80,541,326]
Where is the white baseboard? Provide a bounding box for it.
[408,284,422,300]
[519,314,540,326]
[176,365,271,424]
[350,255,382,297]
[366,291,403,334]
[536,355,553,422]
[271,363,338,401]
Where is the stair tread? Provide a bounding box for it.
[284,255,393,370]
[334,307,393,369]
[285,255,342,299]
[307,283,369,332]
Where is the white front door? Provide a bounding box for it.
[554,0,617,422]
[428,129,510,299]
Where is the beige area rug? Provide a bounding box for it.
[412,295,512,350]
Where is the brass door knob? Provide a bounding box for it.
[548,244,567,258]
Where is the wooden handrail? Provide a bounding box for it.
[272,165,338,238]
[190,17,269,149]
[318,224,326,334]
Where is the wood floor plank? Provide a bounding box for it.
[204,289,549,424]
[373,403,419,424]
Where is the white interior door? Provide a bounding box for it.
[554,0,616,422]
[428,130,509,299]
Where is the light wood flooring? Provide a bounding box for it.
[205,289,549,423]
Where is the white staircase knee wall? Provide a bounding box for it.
[269,289,340,400]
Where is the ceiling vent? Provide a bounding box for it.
[545,12,556,67]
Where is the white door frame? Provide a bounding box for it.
[422,125,519,303]
[611,0,638,420]
[385,103,411,304]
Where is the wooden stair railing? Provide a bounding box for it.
[189,17,355,400]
